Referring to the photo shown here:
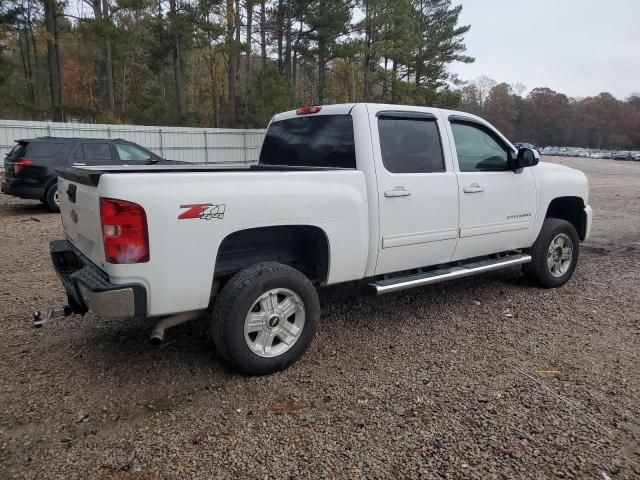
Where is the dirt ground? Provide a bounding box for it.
[0,156,639,479]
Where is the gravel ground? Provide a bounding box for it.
[1,156,639,479]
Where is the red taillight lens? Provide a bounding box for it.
[100,197,149,264]
[15,159,33,174]
[296,106,322,115]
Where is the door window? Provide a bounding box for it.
[116,143,152,162]
[378,118,444,173]
[76,143,112,161]
[451,123,509,172]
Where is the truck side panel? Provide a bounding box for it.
[96,170,369,316]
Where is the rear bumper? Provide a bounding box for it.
[50,240,147,318]
[1,178,46,199]
[583,205,593,241]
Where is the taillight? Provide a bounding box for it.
[296,106,322,115]
[100,197,149,264]
[15,159,33,174]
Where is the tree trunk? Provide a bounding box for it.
[104,38,115,111]
[43,0,62,120]
[260,0,266,68]
[318,40,325,104]
[362,0,370,102]
[276,0,283,73]
[391,59,398,103]
[245,0,253,93]
[169,0,187,120]
[226,0,236,126]
[100,0,115,111]
[284,5,292,81]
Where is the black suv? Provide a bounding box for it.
[2,137,181,212]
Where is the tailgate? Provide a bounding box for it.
[57,170,105,267]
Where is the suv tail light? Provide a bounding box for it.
[296,106,322,115]
[100,197,150,264]
[15,159,33,174]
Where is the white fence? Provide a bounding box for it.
[0,119,266,169]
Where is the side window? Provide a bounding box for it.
[80,143,112,161]
[116,144,152,162]
[451,123,509,172]
[378,117,445,173]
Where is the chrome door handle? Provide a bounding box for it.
[463,183,484,193]
[384,187,412,198]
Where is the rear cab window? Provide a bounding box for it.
[259,115,356,168]
[377,112,445,173]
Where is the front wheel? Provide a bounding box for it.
[524,218,580,288]
[211,262,320,375]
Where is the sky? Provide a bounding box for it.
[449,0,640,99]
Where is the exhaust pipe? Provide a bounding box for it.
[149,311,202,345]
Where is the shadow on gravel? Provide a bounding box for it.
[0,201,50,216]
[53,268,530,393]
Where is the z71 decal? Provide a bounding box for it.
[179,203,226,220]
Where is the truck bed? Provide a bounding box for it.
[58,164,349,186]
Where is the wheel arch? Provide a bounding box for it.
[544,196,587,240]
[214,225,331,286]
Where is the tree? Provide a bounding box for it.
[303,0,351,103]
[43,0,63,119]
[482,83,516,138]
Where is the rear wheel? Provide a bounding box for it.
[524,218,579,288]
[44,183,60,213]
[211,262,319,375]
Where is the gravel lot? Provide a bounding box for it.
[1,156,639,479]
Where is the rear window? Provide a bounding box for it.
[21,142,64,157]
[259,115,356,168]
[378,117,444,173]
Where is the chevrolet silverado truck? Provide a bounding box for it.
[42,104,592,375]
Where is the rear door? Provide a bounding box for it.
[447,117,537,260]
[372,108,459,275]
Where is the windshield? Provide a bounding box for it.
[259,115,356,168]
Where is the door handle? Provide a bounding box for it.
[384,187,412,198]
[463,183,484,193]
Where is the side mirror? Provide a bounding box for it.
[514,147,539,169]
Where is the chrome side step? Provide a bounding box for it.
[370,253,532,295]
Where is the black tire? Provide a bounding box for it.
[524,218,579,288]
[211,262,320,375]
[44,183,60,213]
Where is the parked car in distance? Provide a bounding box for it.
[45,103,592,375]
[2,137,184,212]
[612,151,631,160]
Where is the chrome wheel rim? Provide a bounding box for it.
[547,233,573,277]
[244,288,305,358]
[53,190,60,206]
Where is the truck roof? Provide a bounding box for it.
[271,103,488,125]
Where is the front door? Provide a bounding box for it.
[373,110,459,275]
[448,119,537,261]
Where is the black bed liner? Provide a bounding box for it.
[57,163,350,187]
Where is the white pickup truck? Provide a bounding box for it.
[44,103,592,374]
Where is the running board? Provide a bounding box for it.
[370,253,532,295]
